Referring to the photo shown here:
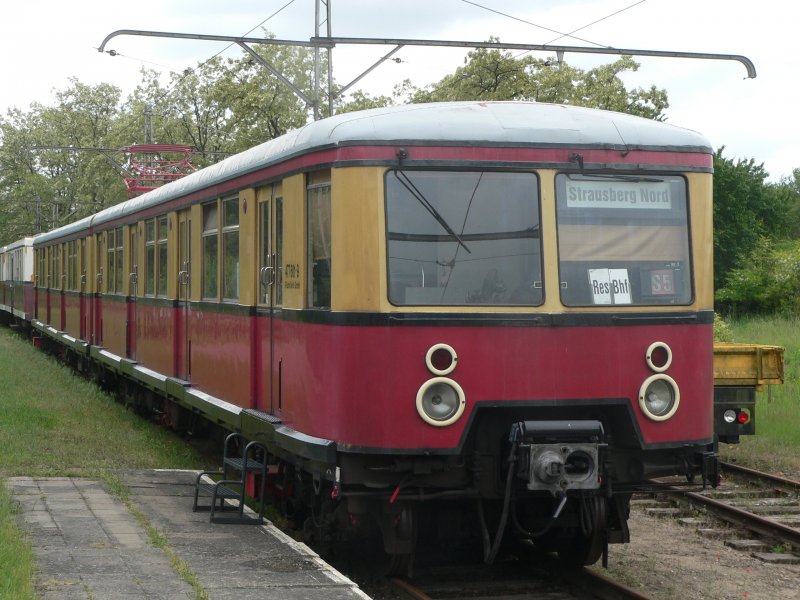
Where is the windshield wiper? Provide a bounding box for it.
[393,170,471,254]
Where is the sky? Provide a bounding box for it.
[1,0,797,181]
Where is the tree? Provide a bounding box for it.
[355,45,670,120]
[716,237,800,315]
[712,148,794,290]
[336,89,395,114]
[0,80,127,243]
[126,36,323,158]
[781,168,800,239]
[0,35,324,244]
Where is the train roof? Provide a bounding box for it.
[2,236,38,253]
[35,101,711,245]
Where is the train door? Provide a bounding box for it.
[86,236,97,345]
[127,226,138,360]
[45,246,53,324]
[176,210,191,380]
[257,185,283,414]
[8,251,15,318]
[59,244,66,331]
[79,239,87,340]
[94,234,103,346]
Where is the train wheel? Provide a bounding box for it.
[556,496,607,567]
[385,552,412,577]
[375,504,416,577]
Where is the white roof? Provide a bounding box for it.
[2,236,37,253]
[35,102,711,245]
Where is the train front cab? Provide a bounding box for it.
[300,162,718,567]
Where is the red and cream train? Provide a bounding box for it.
[0,102,719,567]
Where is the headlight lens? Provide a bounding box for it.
[416,377,466,426]
[638,374,680,421]
[723,409,738,424]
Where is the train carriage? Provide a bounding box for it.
[0,236,36,324]
[26,101,718,568]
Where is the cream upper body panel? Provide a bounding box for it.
[327,167,712,314]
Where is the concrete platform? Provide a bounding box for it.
[7,470,371,599]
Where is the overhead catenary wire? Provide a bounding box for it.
[459,0,650,61]
[459,0,610,48]
[542,0,648,46]
[422,0,652,98]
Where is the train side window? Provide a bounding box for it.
[115,227,124,294]
[385,170,542,306]
[202,202,219,300]
[95,235,103,291]
[307,171,331,309]
[51,245,57,289]
[65,242,71,290]
[275,197,283,306]
[157,217,168,297]
[222,197,240,301]
[145,219,156,296]
[52,245,58,288]
[56,244,63,290]
[107,230,115,293]
[68,241,77,291]
[106,229,124,294]
[80,239,86,291]
[555,174,692,306]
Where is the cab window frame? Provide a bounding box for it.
[384,168,544,307]
[307,171,332,309]
[554,172,694,307]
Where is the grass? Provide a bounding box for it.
[0,488,35,599]
[0,326,210,598]
[0,333,204,479]
[718,315,800,477]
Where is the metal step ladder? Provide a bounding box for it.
[192,432,268,524]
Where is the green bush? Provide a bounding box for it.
[716,237,800,315]
[713,313,733,342]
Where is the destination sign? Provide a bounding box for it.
[588,268,632,305]
[565,180,672,210]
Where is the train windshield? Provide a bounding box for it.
[386,169,542,306]
[556,173,692,306]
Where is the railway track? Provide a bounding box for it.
[385,551,654,600]
[649,461,800,562]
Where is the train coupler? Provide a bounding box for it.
[510,420,605,497]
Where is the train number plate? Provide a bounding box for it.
[649,269,675,296]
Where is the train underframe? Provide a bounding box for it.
[270,407,719,573]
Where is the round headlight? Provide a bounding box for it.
[416,377,466,427]
[645,341,672,373]
[723,409,737,424]
[638,374,680,421]
[425,343,458,376]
